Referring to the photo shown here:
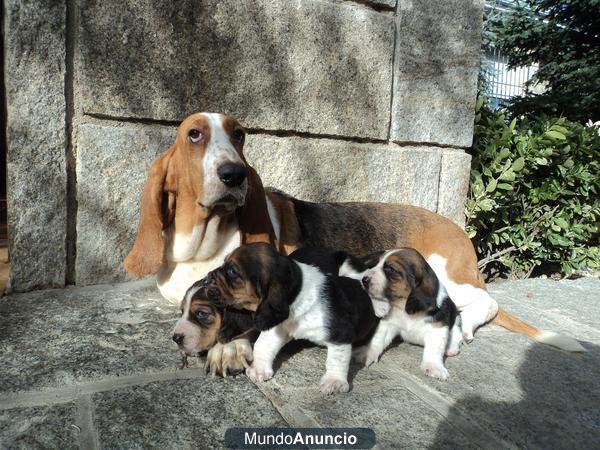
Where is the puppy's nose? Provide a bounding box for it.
[217,163,248,187]
[172,333,184,345]
[362,276,370,288]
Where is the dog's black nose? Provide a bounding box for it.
[172,333,184,345]
[217,163,247,187]
[362,276,370,288]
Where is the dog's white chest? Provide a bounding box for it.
[157,228,241,303]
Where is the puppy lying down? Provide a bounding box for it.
[171,278,258,375]
[342,248,463,380]
[208,243,379,394]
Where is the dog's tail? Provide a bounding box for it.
[493,307,585,352]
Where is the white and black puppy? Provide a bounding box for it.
[207,243,379,394]
[347,248,462,381]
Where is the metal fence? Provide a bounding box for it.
[486,47,538,107]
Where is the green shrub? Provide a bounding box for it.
[466,98,600,278]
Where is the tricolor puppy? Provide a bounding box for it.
[353,248,462,381]
[209,243,379,394]
[171,278,257,375]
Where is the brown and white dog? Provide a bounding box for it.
[124,112,584,374]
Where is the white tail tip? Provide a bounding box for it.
[536,331,586,352]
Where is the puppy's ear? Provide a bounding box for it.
[253,282,290,331]
[218,309,255,343]
[124,147,176,276]
[405,251,439,315]
[252,253,300,330]
[237,166,277,247]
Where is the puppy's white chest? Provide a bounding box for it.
[388,307,430,346]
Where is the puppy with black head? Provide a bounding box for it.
[353,248,462,381]
[208,243,379,394]
[172,278,257,376]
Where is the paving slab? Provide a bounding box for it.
[93,378,286,449]
[0,280,174,394]
[0,277,598,448]
[0,403,79,450]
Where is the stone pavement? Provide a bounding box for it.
[0,277,598,449]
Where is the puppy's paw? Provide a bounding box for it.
[445,346,461,357]
[462,329,474,343]
[205,342,224,376]
[205,340,253,377]
[319,376,349,395]
[246,363,274,383]
[352,346,378,366]
[222,339,253,377]
[421,360,449,381]
[352,346,380,367]
[371,299,391,318]
[461,319,474,343]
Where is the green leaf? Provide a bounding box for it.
[499,170,516,181]
[497,183,513,190]
[555,218,569,229]
[486,179,498,193]
[545,130,566,140]
[511,157,525,172]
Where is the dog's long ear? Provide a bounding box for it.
[124,148,175,276]
[405,251,439,315]
[237,166,277,247]
[252,253,300,331]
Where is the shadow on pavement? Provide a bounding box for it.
[431,340,600,448]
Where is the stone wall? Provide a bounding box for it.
[4,0,483,292]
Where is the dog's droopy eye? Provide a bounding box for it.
[226,265,239,280]
[195,310,209,320]
[232,129,245,144]
[188,129,203,143]
[384,264,401,278]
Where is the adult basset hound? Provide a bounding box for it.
[124,112,584,374]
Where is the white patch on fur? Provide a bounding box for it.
[446,317,463,357]
[246,327,290,382]
[352,320,398,367]
[363,249,400,301]
[427,254,499,341]
[421,325,450,380]
[320,344,351,394]
[200,113,247,207]
[246,262,354,393]
[371,299,391,318]
[338,259,365,280]
[357,304,452,380]
[435,282,448,308]
[265,195,281,243]
[536,331,585,352]
[172,283,203,354]
[170,224,206,262]
[158,226,241,303]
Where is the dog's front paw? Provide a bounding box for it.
[352,346,380,367]
[319,376,349,394]
[371,299,391,318]
[246,363,274,383]
[445,346,461,357]
[205,339,253,377]
[421,360,449,381]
